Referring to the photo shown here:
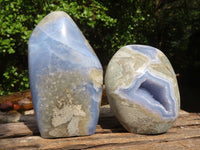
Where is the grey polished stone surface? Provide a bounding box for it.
[28,11,103,138]
[105,45,180,134]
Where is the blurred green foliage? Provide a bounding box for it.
[0,0,200,95]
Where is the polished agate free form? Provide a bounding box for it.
[105,45,180,134]
[28,11,103,138]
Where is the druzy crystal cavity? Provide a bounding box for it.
[105,45,180,134]
[28,11,103,138]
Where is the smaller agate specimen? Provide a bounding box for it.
[105,45,180,134]
[28,11,103,138]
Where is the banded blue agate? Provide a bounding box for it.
[28,11,103,138]
[105,45,180,134]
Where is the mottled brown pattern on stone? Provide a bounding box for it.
[36,71,93,138]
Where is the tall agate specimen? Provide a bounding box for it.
[28,11,103,138]
[105,45,180,134]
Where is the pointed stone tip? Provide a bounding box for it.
[36,11,72,28]
[47,11,70,18]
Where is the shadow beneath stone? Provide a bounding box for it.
[98,105,127,133]
[20,114,40,136]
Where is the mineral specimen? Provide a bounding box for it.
[105,45,180,134]
[28,11,103,138]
